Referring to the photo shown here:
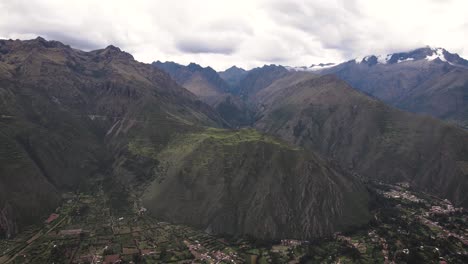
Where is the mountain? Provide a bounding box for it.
[152,61,230,104]
[153,61,254,126]
[141,128,370,239]
[237,65,290,100]
[153,63,290,122]
[218,65,248,92]
[320,47,468,128]
[0,37,224,237]
[0,37,371,239]
[254,73,468,208]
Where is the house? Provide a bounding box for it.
[59,229,83,236]
[45,213,59,224]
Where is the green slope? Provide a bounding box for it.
[140,128,370,240]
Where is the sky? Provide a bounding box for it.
[0,0,467,71]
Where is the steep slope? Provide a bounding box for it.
[252,71,317,104]
[255,74,468,208]
[320,47,468,128]
[153,63,292,125]
[218,65,248,92]
[153,61,254,126]
[237,64,290,100]
[140,128,370,240]
[0,37,224,237]
[152,61,230,104]
[395,68,468,128]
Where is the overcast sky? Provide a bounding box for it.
[0,0,467,70]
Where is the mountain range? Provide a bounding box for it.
[297,47,468,129]
[1,38,468,242]
[0,38,369,240]
[153,61,254,126]
[154,47,468,208]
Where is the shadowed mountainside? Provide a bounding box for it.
[237,64,290,100]
[218,65,248,92]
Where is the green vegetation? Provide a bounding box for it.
[192,127,296,146]
[0,181,466,263]
[128,140,160,159]
[128,127,299,161]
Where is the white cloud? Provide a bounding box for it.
[0,0,466,70]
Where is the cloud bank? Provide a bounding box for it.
[0,0,466,70]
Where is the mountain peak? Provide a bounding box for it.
[221,65,246,74]
[353,47,468,67]
[35,36,46,42]
[104,44,121,51]
[26,36,69,49]
[95,44,133,60]
[187,62,202,68]
[257,64,287,71]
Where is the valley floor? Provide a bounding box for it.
[0,182,466,264]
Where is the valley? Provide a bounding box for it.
[1,0,468,263]
[0,181,466,263]
[1,37,468,263]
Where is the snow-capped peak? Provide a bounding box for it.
[353,47,467,66]
[285,63,336,72]
[426,47,447,62]
[355,53,393,65]
[289,47,468,72]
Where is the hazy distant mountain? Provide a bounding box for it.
[152,61,230,104]
[254,73,468,208]
[285,63,336,72]
[237,64,290,100]
[153,61,254,126]
[218,65,248,92]
[320,47,468,128]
